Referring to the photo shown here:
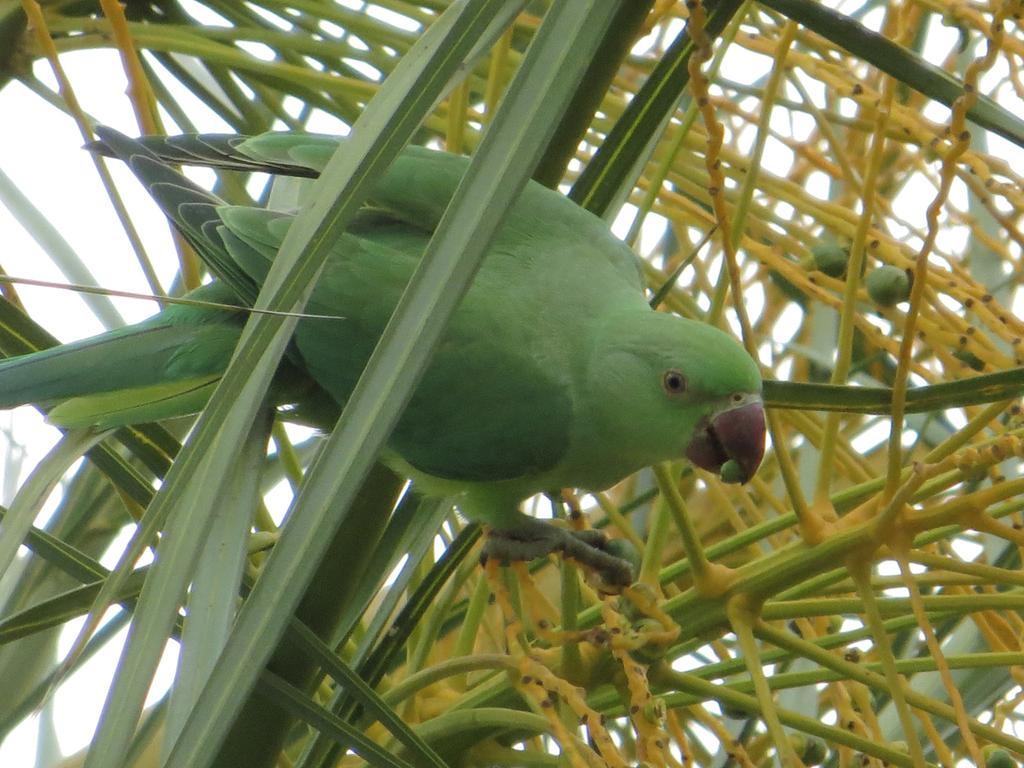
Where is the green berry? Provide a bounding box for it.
[811,242,849,278]
[797,737,828,766]
[866,265,912,306]
[983,747,1016,768]
[720,459,746,484]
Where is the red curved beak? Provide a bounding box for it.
[685,400,766,484]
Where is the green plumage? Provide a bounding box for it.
[0,129,767,585]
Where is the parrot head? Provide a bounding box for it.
[585,309,765,487]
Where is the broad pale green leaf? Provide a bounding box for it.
[144,2,516,767]
[161,410,269,758]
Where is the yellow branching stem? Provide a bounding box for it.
[640,493,675,588]
[884,0,1014,501]
[487,561,627,768]
[445,79,470,154]
[100,0,203,289]
[813,47,897,504]
[654,463,735,596]
[592,491,647,553]
[484,25,513,122]
[98,0,160,134]
[766,408,816,542]
[848,559,927,766]
[600,599,683,768]
[726,594,804,767]
[685,0,755,354]
[892,542,985,767]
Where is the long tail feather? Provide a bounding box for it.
[0,280,245,414]
[0,320,237,410]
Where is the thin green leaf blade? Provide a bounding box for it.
[763,367,1024,414]
[569,0,745,217]
[161,410,269,758]
[0,429,109,584]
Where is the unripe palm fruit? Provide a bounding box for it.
[811,242,849,278]
[866,265,912,306]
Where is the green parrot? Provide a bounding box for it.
[0,128,765,587]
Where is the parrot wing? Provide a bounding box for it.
[94,128,263,306]
[213,204,575,483]
[92,130,647,295]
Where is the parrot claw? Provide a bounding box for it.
[481,518,635,591]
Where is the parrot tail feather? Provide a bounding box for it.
[0,319,240,419]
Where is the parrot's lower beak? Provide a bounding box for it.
[685,399,766,484]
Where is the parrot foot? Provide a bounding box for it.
[481,517,635,591]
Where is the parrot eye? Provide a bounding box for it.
[662,369,687,395]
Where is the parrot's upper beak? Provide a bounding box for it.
[685,398,766,484]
